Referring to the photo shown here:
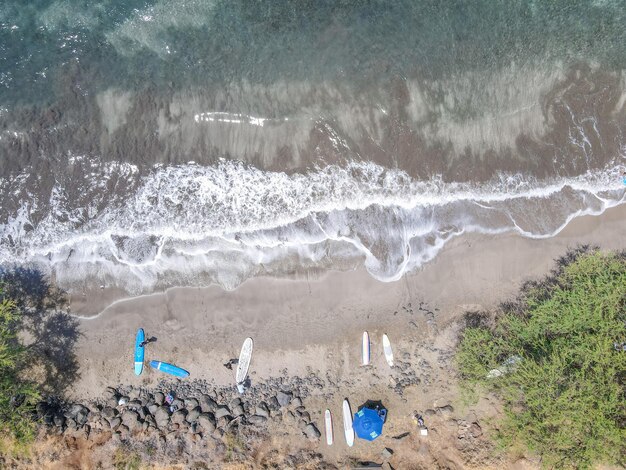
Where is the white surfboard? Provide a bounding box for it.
[236,337,253,393]
[325,409,334,446]
[382,333,394,367]
[342,399,354,447]
[362,331,370,366]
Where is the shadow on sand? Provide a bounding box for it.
[0,267,81,395]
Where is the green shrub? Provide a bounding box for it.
[457,250,626,469]
[0,294,40,450]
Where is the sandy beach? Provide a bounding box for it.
[37,204,618,467]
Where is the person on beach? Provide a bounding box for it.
[223,358,239,370]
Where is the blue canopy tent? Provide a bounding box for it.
[353,404,387,441]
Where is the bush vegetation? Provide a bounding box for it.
[0,292,40,454]
[457,249,626,469]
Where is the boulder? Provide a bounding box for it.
[171,409,188,424]
[268,396,280,411]
[154,406,171,429]
[53,415,66,428]
[297,411,310,422]
[104,387,118,399]
[154,392,165,406]
[382,448,394,459]
[304,423,321,440]
[230,397,242,408]
[276,391,293,407]
[291,397,302,407]
[200,395,217,413]
[185,398,199,410]
[255,402,270,418]
[198,413,216,433]
[470,422,482,438]
[106,398,119,409]
[248,415,267,426]
[232,405,245,417]
[186,407,201,423]
[437,404,454,415]
[109,417,122,430]
[102,407,118,419]
[215,406,231,419]
[147,403,159,415]
[121,410,140,431]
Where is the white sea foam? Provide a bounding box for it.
[0,158,624,294]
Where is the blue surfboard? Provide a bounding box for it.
[149,360,190,378]
[134,328,145,375]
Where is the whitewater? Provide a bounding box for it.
[1,157,624,294]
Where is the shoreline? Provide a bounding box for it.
[68,203,626,401]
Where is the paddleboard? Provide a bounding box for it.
[362,331,370,366]
[342,399,354,447]
[236,337,253,393]
[149,360,189,378]
[382,333,394,367]
[134,328,145,375]
[325,409,334,446]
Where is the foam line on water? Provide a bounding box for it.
[1,158,625,294]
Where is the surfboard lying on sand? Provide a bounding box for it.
[149,360,189,378]
[236,337,253,393]
[342,399,354,447]
[134,328,145,375]
[362,331,370,366]
[325,409,334,446]
[382,333,394,367]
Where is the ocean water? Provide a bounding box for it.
[1,0,625,295]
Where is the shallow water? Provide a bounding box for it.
[1,0,626,294]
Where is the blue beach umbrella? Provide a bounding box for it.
[353,406,386,441]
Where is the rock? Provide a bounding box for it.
[106,398,119,409]
[198,413,216,433]
[291,397,302,407]
[185,398,199,410]
[109,417,122,430]
[297,411,310,422]
[232,405,245,417]
[186,408,201,423]
[268,396,280,411]
[304,423,321,440]
[217,415,232,428]
[147,403,159,415]
[121,410,140,430]
[200,395,217,412]
[215,406,231,419]
[424,409,436,416]
[297,419,308,430]
[53,415,66,428]
[470,422,482,438]
[102,407,118,419]
[154,406,171,429]
[68,403,88,418]
[255,402,270,418]
[75,410,89,426]
[230,397,242,408]
[171,409,188,424]
[382,463,394,470]
[437,404,454,415]
[104,387,118,399]
[276,391,293,407]
[154,392,165,406]
[382,447,394,459]
[248,415,267,426]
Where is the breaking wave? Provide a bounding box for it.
[1,157,625,294]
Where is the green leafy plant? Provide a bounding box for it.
[0,294,40,453]
[457,250,626,469]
